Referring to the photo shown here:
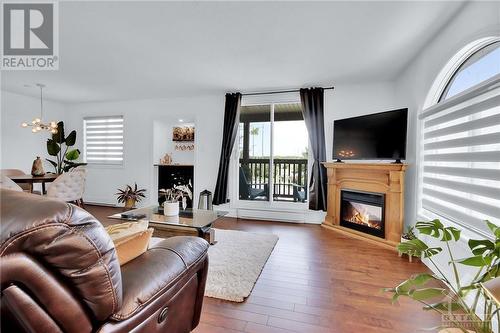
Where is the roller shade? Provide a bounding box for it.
[420,75,500,235]
[84,116,124,165]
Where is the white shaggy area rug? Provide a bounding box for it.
[205,228,278,302]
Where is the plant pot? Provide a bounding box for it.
[125,198,136,209]
[163,201,179,216]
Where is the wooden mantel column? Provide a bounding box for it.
[322,162,407,250]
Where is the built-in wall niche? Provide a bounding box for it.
[153,119,195,165]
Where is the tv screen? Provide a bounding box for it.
[333,108,408,161]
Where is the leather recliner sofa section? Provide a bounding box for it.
[0,189,209,333]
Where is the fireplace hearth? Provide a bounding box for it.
[340,190,385,238]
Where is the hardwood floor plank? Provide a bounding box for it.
[244,322,296,333]
[203,302,269,325]
[195,322,244,333]
[267,316,332,333]
[200,312,248,331]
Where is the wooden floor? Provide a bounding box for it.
[87,205,440,333]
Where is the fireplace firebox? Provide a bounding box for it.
[340,190,385,238]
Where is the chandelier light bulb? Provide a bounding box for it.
[21,122,28,127]
[32,128,37,133]
[36,126,42,131]
[34,118,41,123]
[50,121,57,128]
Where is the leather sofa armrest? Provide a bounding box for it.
[112,236,208,320]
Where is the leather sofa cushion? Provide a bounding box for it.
[114,228,153,265]
[112,236,208,320]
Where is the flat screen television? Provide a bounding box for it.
[333,108,408,162]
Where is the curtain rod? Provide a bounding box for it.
[241,86,334,96]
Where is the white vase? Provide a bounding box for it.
[163,201,179,216]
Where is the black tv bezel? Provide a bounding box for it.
[332,108,408,161]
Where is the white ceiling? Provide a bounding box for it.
[1,1,466,103]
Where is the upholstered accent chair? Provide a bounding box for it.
[0,169,32,192]
[46,168,87,207]
[0,189,209,333]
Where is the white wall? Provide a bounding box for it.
[0,91,69,175]
[65,95,224,206]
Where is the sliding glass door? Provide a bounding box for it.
[237,102,308,205]
[238,105,271,201]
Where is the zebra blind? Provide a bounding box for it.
[419,75,500,235]
[83,116,124,165]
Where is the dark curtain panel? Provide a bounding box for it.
[300,88,327,211]
[212,92,242,205]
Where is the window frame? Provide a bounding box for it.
[83,115,124,167]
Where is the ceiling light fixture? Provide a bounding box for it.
[21,83,59,134]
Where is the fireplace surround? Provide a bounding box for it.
[322,162,407,249]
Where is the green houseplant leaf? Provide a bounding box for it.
[65,149,80,161]
[65,130,76,146]
[62,160,87,173]
[486,220,500,238]
[52,121,65,144]
[409,287,447,301]
[456,255,492,267]
[46,139,60,156]
[468,239,495,256]
[397,238,442,258]
[423,301,463,312]
[416,220,461,241]
[45,159,57,169]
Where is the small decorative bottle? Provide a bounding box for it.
[31,156,45,176]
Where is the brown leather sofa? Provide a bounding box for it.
[0,189,209,333]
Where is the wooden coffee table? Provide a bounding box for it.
[108,206,228,245]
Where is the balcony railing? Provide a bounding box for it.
[239,158,308,202]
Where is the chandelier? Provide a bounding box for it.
[21,83,58,134]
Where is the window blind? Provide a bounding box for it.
[84,116,124,165]
[419,75,500,235]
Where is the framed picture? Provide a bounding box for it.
[172,126,195,142]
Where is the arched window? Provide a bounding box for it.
[419,39,500,236]
[440,41,500,101]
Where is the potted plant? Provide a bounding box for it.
[159,185,192,216]
[116,183,146,209]
[46,121,86,174]
[384,219,499,333]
